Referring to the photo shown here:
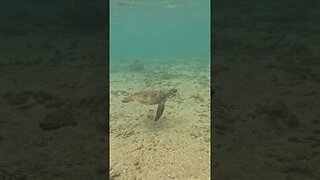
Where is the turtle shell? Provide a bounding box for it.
[130,90,168,105]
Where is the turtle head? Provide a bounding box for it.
[167,88,178,97]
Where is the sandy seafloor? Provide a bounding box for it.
[0,31,108,179]
[212,1,320,179]
[213,56,320,180]
[109,59,211,180]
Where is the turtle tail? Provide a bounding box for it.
[155,103,165,121]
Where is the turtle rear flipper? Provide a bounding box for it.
[122,96,133,103]
[155,103,165,121]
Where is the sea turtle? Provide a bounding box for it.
[122,88,177,121]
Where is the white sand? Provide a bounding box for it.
[110,59,210,180]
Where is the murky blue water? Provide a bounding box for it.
[110,0,210,65]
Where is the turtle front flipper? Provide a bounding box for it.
[155,103,165,121]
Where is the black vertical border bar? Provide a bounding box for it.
[210,0,214,179]
[106,0,110,176]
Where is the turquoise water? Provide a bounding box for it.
[110,0,210,64]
